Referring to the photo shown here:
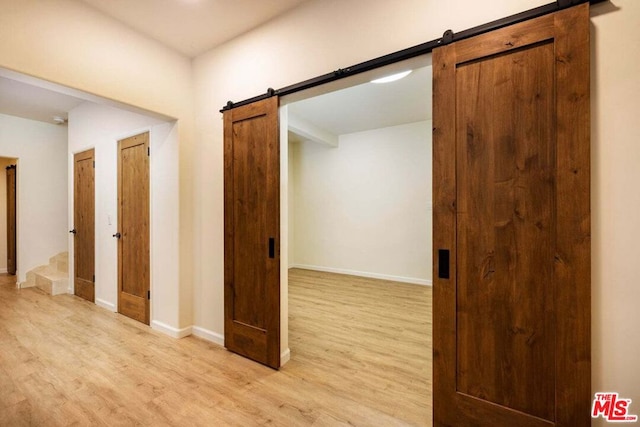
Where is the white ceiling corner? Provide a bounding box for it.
[287,65,433,137]
[1,2,431,129]
[0,77,85,124]
[76,0,313,58]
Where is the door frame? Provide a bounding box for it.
[277,56,431,365]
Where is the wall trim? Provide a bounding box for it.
[191,326,225,347]
[95,298,116,312]
[0,268,7,273]
[151,320,192,339]
[281,348,291,366]
[290,264,432,286]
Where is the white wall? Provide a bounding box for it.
[0,0,194,329]
[68,102,181,334]
[193,0,640,418]
[0,113,68,283]
[291,121,432,285]
[590,1,640,422]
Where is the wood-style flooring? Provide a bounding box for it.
[0,270,431,426]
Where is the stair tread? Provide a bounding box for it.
[50,251,68,259]
[26,252,70,295]
[36,270,68,280]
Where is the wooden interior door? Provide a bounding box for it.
[6,165,16,276]
[432,4,590,426]
[73,149,95,302]
[117,133,150,324]
[223,97,281,369]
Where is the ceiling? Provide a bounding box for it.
[288,65,432,138]
[1,3,431,130]
[77,0,312,58]
[0,76,85,124]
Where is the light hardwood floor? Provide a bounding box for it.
[0,270,431,426]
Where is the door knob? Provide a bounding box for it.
[113,232,121,239]
[69,229,76,234]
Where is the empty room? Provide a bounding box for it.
[284,59,432,424]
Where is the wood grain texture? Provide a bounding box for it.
[455,40,555,420]
[74,149,95,303]
[553,5,591,425]
[6,166,16,276]
[288,269,432,426]
[224,97,280,369]
[432,4,590,426]
[432,41,458,427]
[0,270,431,426]
[117,133,150,325]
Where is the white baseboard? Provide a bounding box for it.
[95,298,116,312]
[0,268,7,274]
[191,326,225,347]
[281,348,291,366]
[290,264,432,286]
[151,321,193,339]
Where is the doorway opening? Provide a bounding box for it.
[0,66,178,329]
[280,55,433,424]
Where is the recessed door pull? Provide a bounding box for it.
[438,249,450,279]
[268,237,275,259]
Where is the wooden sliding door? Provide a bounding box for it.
[432,4,590,426]
[223,97,281,369]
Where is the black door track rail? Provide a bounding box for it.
[220,0,606,113]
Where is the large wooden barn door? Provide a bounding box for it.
[223,97,281,369]
[432,4,590,426]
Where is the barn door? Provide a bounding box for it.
[432,4,590,427]
[73,149,95,302]
[223,97,281,369]
[117,133,150,325]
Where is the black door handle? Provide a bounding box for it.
[438,249,450,279]
[69,229,76,234]
[268,237,275,259]
[113,232,121,239]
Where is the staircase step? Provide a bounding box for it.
[35,267,69,296]
[22,270,37,288]
[49,252,69,273]
[24,252,70,295]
